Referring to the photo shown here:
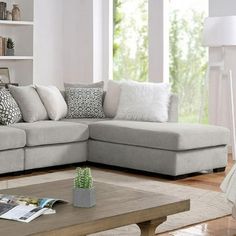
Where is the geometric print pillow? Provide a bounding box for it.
[65,87,105,119]
[0,88,22,125]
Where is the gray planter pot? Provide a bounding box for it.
[73,187,96,208]
[6,48,14,56]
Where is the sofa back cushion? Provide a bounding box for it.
[168,94,178,122]
[64,81,104,89]
[36,85,68,121]
[103,80,121,118]
[9,85,48,123]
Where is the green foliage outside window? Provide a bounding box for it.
[169,10,208,123]
[113,0,148,82]
[113,0,208,123]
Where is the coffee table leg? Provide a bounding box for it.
[137,217,167,236]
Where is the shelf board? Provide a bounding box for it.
[0,56,33,60]
[0,20,33,26]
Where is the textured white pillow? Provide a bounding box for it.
[115,82,170,122]
[36,85,68,121]
[103,80,121,118]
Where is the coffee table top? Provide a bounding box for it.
[0,179,190,236]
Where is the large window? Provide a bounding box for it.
[113,0,208,123]
[113,0,148,82]
[169,0,208,123]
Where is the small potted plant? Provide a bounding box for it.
[6,38,15,56]
[73,167,96,208]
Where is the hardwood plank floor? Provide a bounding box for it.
[159,154,236,236]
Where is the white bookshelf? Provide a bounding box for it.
[0,56,33,60]
[0,20,34,26]
[0,0,34,85]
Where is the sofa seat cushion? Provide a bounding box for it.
[11,121,89,147]
[0,126,26,150]
[89,120,230,151]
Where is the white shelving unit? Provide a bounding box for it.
[0,0,34,85]
[0,20,33,26]
[0,56,33,60]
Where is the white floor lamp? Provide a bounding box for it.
[203,16,236,160]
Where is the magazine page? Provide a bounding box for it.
[38,199,64,215]
[0,202,47,223]
[38,198,66,208]
[0,194,66,212]
[0,194,67,221]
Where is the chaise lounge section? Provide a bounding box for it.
[88,121,229,177]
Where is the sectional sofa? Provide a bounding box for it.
[0,94,230,178]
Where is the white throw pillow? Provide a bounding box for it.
[36,85,68,121]
[103,80,121,118]
[115,82,170,122]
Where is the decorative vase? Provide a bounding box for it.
[12,4,20,21]
[6,48,14,56]
[0,2,6,20]
[6,11,12,21]
[73,187,96,208]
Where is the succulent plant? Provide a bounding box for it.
[74,167,93,189]
[7,38,15,49]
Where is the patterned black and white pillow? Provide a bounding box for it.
[65,87,105,118]
[0,88,22,125]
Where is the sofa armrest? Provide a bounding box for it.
[168,94,178,122]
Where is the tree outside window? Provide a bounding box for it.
[113,0,148,82]
[169,0,208,123]
[113,0,208,123]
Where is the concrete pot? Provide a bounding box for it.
[73,187,96,208]
[6,48,14,56]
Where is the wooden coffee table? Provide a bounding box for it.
[0,179,190,236]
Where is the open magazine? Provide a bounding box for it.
[0,194,67,223]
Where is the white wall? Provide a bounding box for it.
[33,0,166,88]
[63,0,94,84]
[209,0,236,16]
[93,0,112,85]
[34,0,106,87]
[34,0,64,89]
[62,0,111,85]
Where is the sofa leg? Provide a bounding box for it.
[167,174,191,180]
[213,167,226,173]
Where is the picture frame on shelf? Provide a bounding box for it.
[0,67,10,83]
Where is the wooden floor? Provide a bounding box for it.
[159,154,236,236]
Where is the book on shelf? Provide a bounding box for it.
[0,194,67,223]
[0,37,7,56]
[0,37,3,56]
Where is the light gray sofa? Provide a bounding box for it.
[0,95,230,179]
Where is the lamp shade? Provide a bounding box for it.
[203,16,236,47]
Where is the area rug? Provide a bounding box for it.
[0,169,232,235]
